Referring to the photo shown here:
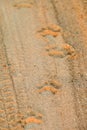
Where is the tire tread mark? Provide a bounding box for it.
[0,28,21,129]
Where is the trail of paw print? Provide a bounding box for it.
[13,2,33,9]
[37,79,62,94]
[37,24,62,42]
[17,111,43,128]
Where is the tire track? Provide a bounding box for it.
[1,1,43,129]
[0,28,21,129]
[1,0,31,120]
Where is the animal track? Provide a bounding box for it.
[37,24,61,40]
[62,44,75,55]
[45,44,64,58]
[37,24,77,59]
[49,79,62,89]
[48,50,65,58]
[62,44,77,59]
[38,85,59,94]
[37,79,62,94]
[45,42,77,59]
[45,44,57,51]
[13,3,33,9]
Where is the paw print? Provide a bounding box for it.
[36,24,62,42]
[37,79,62,94]
[62,44,77,59]
[13,2,33,9]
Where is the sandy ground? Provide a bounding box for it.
[0,0,87,130]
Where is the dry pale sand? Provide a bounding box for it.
[0,0,87,130]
